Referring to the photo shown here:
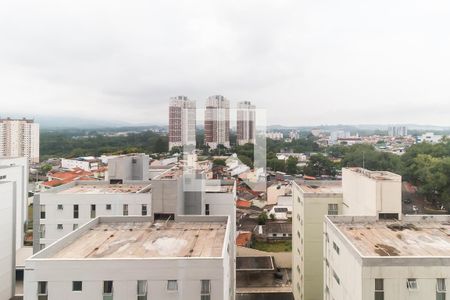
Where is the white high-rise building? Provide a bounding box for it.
[204,95,230,149]
[0,181,16,300]
[236,101,255,146]
[0,157,29,250]
[324,214,450,300]
[169,96,196,151]
[25,215,234,300]
[0,118,39,163]
[388,126,408,137]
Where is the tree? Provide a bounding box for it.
[39,163,52,175]
[286,157,299,175]
[153,137,168,154]
[258,212,268,225]
[213,159,226,167]
[303,154,336,177]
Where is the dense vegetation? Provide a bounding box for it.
[40,130,167,160]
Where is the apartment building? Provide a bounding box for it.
[33,181,152,252]
[204,95,230,149]
[105,153,150,182]
[25,215,235,300]
[0,157,29,250]
[0,118,39,163]
[292,180,343,300]
[342,168,402,220]
[388,126,408,137]
[236,101,256,145]
[0,181,16,300]
[324,215,450,300]
[168,96,196,151]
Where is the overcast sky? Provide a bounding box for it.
[1,0,450,126]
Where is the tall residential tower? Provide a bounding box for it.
[0,118,39,163]
[236,101,256,145]
[168,96,196,151]
[204,95,230,149]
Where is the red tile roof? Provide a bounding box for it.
[236,232,252,247]
[236,199,252,208]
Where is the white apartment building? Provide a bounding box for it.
[168,96,196,151]
[266,132,283,140]
[106,153,150,182]
[292,180,343,300]
[0,118,39,163]
[417,132,443,144]
[61,157,99,171]
[0,157,29,250]
[204,95,230,149]
[0,181,16,300]
[342,168,402,220]
[236,101,256,146]
[25,215,235,300]
[388,126,408,137]
[324,215,450,300]
[33,181,152,252]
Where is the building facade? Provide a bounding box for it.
[0,181,16,300]
[236,101,255,146]
[61,157,99,171]
[324,215,450,300]
[0,118,39,163]
[106,153,150,182]
[33,181,152,252]
[388,126,408,137]
[168,96,196,151]
[25,215,235,300]
[0,157,29,250]
[342,168,402,220]
[292,180,343,300]
[204,95,230,149]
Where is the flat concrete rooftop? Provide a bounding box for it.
[57,183,151,194]
[295,180,342,194]
[345,167,401,181]
[52,220,226,259]
[335,219,450,257]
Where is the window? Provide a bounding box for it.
[333,242,340,254]
[73,204,79,219]
[39,224,46,238]
[205,204,210,215]
[38,281,48,300]
[141,204,148,216]
[72,281,82,292]
[57,224,63,230]
[57,204,63,210]
[106,204,112,210]
[201,280,211,300]
[91,204,96,218]
[328,203,338,215]
[167,280,178,291]
[73,224,78,230]
[137,280,147,300]
[103,281,113,300]
[40,205,46,219]
[0,175,6,180]
[375,279,384,300]
[333,271,340,285]
[437,278,446,300]
[407,278,418,290]
[123,204,129,216]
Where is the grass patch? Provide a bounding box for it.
[252,240,292,252]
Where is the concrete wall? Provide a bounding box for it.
[0,181,16,300]
[106,154,149,181]
[151,178,183,216]
[0,156,28,250]
[342,168,402,219]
